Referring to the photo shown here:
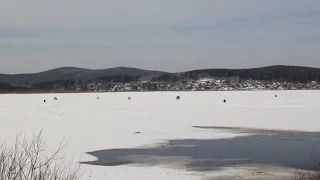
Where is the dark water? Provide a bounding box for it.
[82,127,320,172]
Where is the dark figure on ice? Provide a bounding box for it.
[223,99,226,103]
[176,96,180,100]
[275,95,278,98]
[54,97,58,100]
[44,100,46,103]
[128,96,131,100]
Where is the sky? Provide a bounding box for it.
[1,0,320,74]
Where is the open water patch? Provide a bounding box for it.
[82,127,320,172]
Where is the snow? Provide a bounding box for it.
[0,91,320,180]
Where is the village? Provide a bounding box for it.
[82,79,320,92]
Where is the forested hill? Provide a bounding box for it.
[154,65,320,82]
[0,67,168,86]
[1,65,320,92]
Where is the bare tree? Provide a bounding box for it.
[0,131,83,180]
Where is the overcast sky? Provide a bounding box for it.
[1,0,320,74]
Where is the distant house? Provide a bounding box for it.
[227,76,240,83]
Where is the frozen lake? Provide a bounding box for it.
[1,91,320,180]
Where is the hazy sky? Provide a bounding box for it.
[1,0,320,73]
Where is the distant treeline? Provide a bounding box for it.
[96,75,140,83]
[0,82,31,93]
[0,81,78,93]
[32,79,76,91]
[154,65,320,82]
[0,75,143,92]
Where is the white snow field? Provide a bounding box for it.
[1,90,320,180]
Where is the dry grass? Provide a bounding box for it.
[0,131,83,180]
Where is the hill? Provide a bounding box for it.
[154,65,320,83]
[0,67,168,86]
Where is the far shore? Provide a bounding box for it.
[0,89,319,95]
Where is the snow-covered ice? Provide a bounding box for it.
[0,91,320,180]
